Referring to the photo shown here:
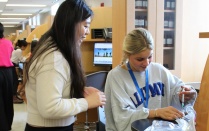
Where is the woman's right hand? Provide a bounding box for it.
[85,91,106,109]
[156,106,184,120]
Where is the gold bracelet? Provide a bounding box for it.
[154,109,158,117]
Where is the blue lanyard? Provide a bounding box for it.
[127,62,149,108]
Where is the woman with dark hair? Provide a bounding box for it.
[24,0,106,130]
[0,22,14,130]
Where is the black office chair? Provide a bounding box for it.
[85,71,108,131]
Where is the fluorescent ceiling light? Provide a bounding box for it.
[1,22,20,24]
[0,18,26,20]
[4,25,16,27]
[6,4,46,7]
[0,0,8,2]
[1,13,32,16]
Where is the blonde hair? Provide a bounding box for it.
[121,28,154,64]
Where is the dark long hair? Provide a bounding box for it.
[25,0,93,98]
[0,23,4,38]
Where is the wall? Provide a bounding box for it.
[86,0,112,7]
[4,27,21,37]
[3,0,112,36]
[4,0,208,83]
[81,7,112,73]
[40,11,51,25]
[39,0,112,26]
[181,0,209,82]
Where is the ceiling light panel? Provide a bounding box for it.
[6,4,46,7]
[0,18,26,19]
[4,25,16,27]
[1,22,20,24]
[0,0,8,2]
[1,13,32,15]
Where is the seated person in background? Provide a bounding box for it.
[16,40,38,98]
[104,28,197,131]
[11,39,30,103]
[12,40,29,63]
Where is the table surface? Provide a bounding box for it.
[131,118,177,131]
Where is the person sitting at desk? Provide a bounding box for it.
[104,28,197,131]
[11,39,30,103]
[15,40,38,100]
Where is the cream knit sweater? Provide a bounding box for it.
[25,48,88,127]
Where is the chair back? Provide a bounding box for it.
[86,71,108,131]
[86,71,108,92]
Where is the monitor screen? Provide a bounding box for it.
[93,43,112,66]
[19,62,24,70]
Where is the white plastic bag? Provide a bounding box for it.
[181,106,196,131]
[144,120,182,131]
[145,106,196,131]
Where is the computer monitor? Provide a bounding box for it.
[93,43,112,66]
[18,62,24,70]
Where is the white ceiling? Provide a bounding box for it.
[0,0,61,27]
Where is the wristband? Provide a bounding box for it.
[154,109,158,117]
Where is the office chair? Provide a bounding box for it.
[85,71,108,131]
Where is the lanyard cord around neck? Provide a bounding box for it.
[127,62,149,108]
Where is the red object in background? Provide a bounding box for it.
[101,3,104,7]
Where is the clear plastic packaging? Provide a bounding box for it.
[145,106,196,131]
[145,120,182,131]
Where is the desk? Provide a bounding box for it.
[131,118,176,131]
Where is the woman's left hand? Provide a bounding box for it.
[84,86,101,97]
[179,86,196,103]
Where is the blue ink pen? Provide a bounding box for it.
[182,87,185,108]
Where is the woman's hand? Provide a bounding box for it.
[156,106,184,120]
[84,87,106,109]
[179,86,196,103]
[84,86,100,97]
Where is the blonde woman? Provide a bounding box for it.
[104,28,196,131]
